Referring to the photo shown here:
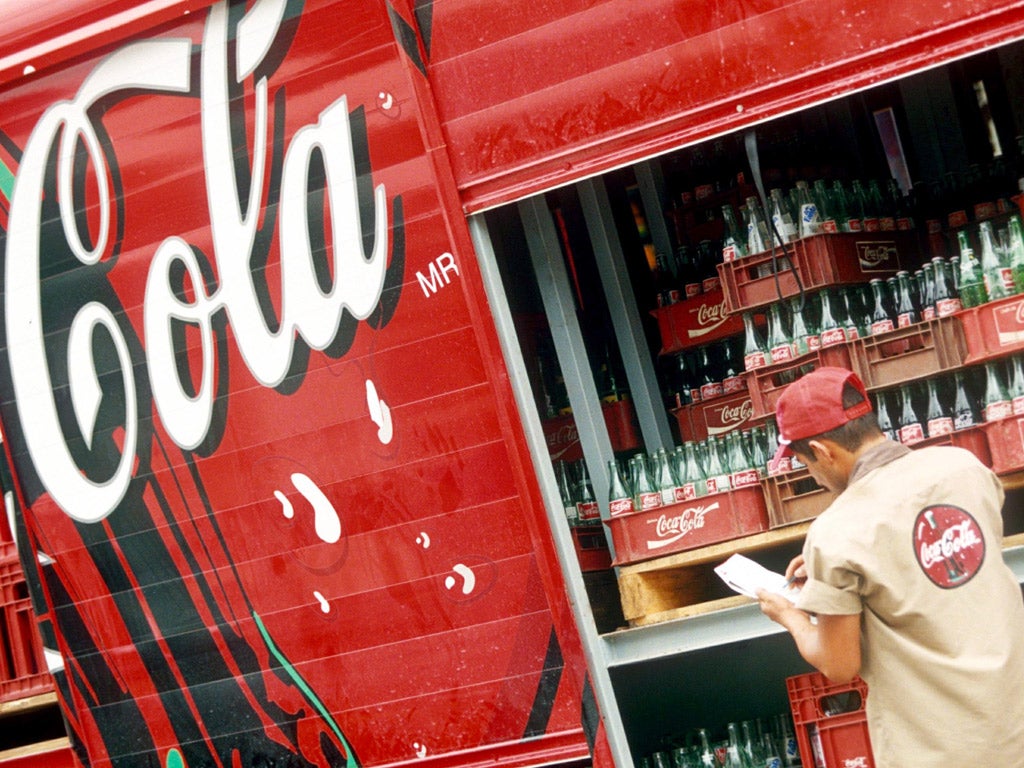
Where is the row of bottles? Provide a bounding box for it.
[665,338,747,408]
[653,176,918,308]
[739,258,964,373]
[605,429,779,518]
[641,714,801,768]
[875,357,1024,444]
[953,214,1024,307]
[723,178,914,264]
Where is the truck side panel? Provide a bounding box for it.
[0,2,592,766]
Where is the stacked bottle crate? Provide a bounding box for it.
[0,504,50,708]
[722,185,1024,529]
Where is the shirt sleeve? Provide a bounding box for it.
[795,527,864,616]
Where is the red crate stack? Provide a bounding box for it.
[787,672,875,768]
[605,486,769,566]
[718,232,908,314]
[0,556,51,704]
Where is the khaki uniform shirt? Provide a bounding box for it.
[797,441,1024,767]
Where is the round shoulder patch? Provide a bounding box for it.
[913,504,986,588]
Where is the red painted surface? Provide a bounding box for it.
[424,0,1024,210]
[0,1,592,766]
[0,743,76,768]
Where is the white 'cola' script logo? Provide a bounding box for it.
[646,502,720,549]
[5,0,390,523]
[687,299,729,339]
[707,399,754,435]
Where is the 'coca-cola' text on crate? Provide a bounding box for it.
[652,288,746,355]
[604,486,769,566]
[674,391,755,442]
[542,399,640,462]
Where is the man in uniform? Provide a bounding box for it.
[757,366,1024,766]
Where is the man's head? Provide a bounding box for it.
[773,366,884,492]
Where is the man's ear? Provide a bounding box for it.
[807,438,833,462]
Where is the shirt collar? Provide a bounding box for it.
[848,438,911,486]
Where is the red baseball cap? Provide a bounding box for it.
[773,366,872,462]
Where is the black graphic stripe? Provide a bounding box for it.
[522,627,564,738]
[387,3,426,76]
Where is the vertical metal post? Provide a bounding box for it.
[517,195,615,508]
[577,177,676,453]
[634,160,674,262]
[468,212,635,768]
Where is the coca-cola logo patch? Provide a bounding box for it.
[912,504,985,588]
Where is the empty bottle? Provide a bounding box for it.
[575,460,601,523]
[925,377,953,437]
[894,270,919,328]
[722,203,748,263]
[817,289,847,347]
[767,302,794,364]
[953,370,981,430]
[607,458,634,518]
[957,229,988,308]
[631,454,663,511]
[982,361,1013,422]
[869,278,896,335]
[1010,356,1024,416]
[979,220,1014,301]
[897,384,925,445]
[556,461,578,525]
[875,391,898,442]
[742,312,768,371]
[932,256,963,317]
[654,449,678,507]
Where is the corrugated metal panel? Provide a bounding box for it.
[425,0,1024,211]
[0,1,214,88]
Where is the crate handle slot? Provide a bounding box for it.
[819,689,863,717]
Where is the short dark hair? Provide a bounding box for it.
[787,381,880,459]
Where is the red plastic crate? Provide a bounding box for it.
[956,293,1024,363]
[651,288,747,354]
[761,468,836,529]
[542,399,640,462]
[743,342,854,420]
[847,315,967,390]
[979,414,1024,475]
[1,560,51,704]
[673,390,755,442]
[913,423,992,467]
[604,485,769,565]
[572,524,613,572]
[787,672,874,768]
[718,232,908,314]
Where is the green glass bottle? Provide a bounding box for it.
[982,361,1012,422]
[978,220,1013,301]
[607,458,634,518]
[957,229,988,308]
[1008,214,1024,295]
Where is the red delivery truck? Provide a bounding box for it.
[2,1,1024,767]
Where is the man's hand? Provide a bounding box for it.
[785,554,807,585]
[757,588,799,625]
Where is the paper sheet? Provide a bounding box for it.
[714,553,800,602]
